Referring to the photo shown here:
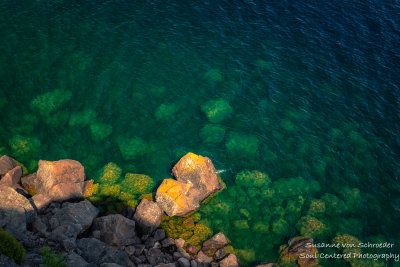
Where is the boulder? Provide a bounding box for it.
[0,185,36,238]
[172,153,221,202]
[34,159,86,202]
[218,254,240,267]
[77,238,131,266]
[201,232,229,257]
[0,155,16,176]
[93,214,138,247]
[0,166,22,187]
[133,199,163,235]
[31,193,52,211]
[156,179,199,216]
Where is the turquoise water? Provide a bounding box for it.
[1,1,400,266]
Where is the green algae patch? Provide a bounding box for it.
[0,227,26,264]
[201,99,233,123]
[121,173,155,195]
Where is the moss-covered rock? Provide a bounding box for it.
[97,162,122,184]
[121,173,155,195]
[199,124,226,144]
[296,215,328,238]
[235,170,271,187]
[90,122,112,142]
[117,137,148,160]
[155,103,178,120]
[226,132,259,158]
[201,99,233,123]
[29,89,72,116]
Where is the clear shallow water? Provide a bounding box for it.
[0,1,399,266]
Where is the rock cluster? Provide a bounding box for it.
[0,155,242,267]
[156,153,222,216]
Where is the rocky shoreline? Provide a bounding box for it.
[0,153,255,267]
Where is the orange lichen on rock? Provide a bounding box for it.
[172,152,221,203]
[83,180,98,197]
[156,179,199,216]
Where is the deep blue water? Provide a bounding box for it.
[0,1,399,266]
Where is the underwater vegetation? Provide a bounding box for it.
[0,4,398,266]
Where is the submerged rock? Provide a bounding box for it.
[279,237,318,267]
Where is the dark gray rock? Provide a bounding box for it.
[134,244,146,256]
[0,255,18,267]
[146,248,164,265]
[178,257,191,267]
[133,199,163,235]
[190,260,198,267]
[65,252,91,267]
[125,246,136,257]
[100,263,125,267]
[77,238,130,266]
[31,217,48,236]
[153,228,166,241]
[162,238,175,247]
[51,199,99,235]
[93,214,137,247]
[156,264,177,267]
[0,155,16,176]
[0,185,36,238]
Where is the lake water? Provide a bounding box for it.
[0,1,399,266]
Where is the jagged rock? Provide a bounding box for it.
[218,254,240,267]
[172,152,221,202]
[93,214,138,247]
[0,166,22,187]
[0,185,36,238]
[156,179,199,216]
[77,238,131,266]
[125,246,136,257]
[0,255,19,267]
[0,155,16,176]
[201,232,229,257]
[134,199,163,235]
[196,251,213,264]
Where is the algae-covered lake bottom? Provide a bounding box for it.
[1,1,399,266]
